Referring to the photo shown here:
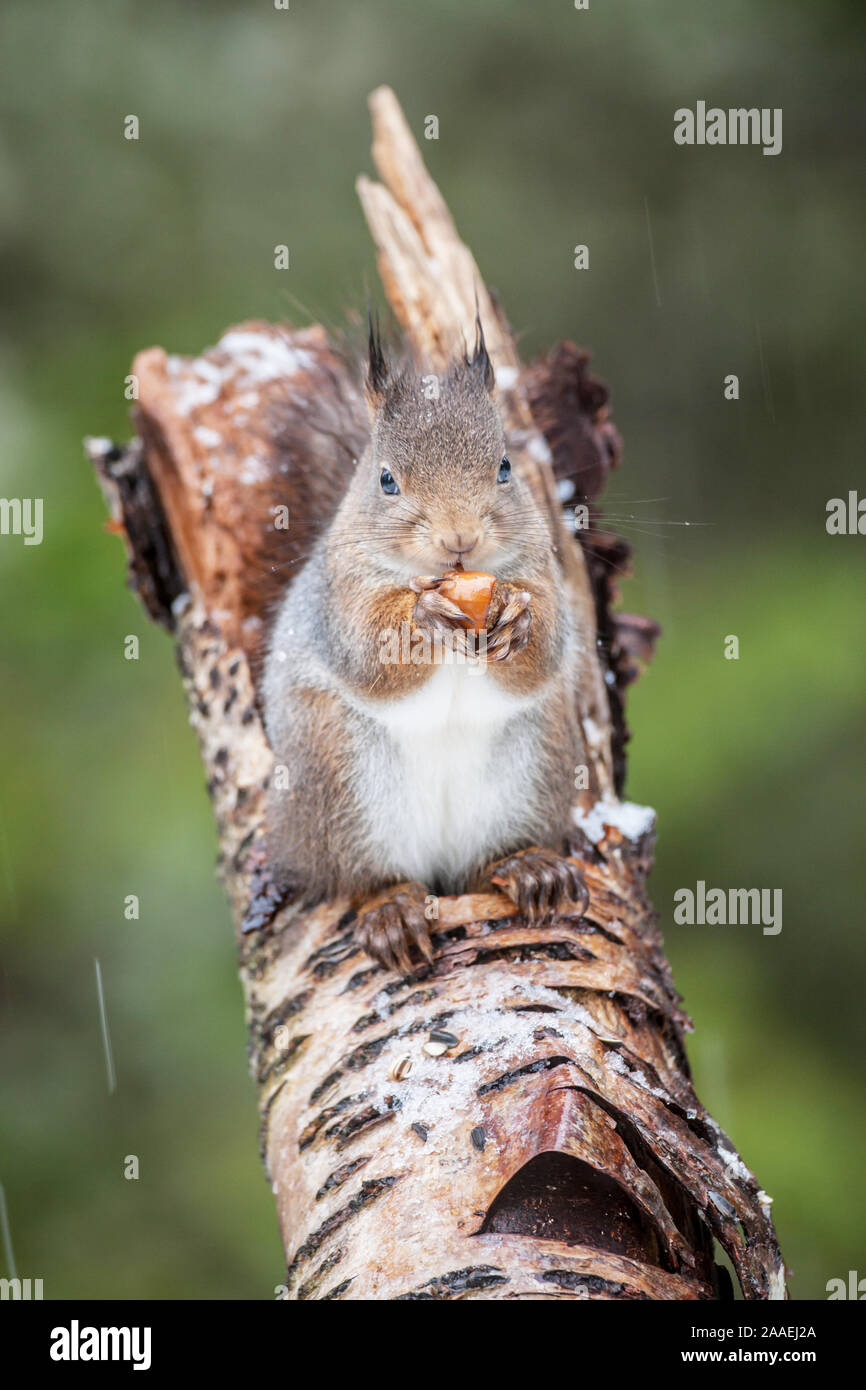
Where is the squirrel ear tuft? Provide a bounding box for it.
[467,312,495,393]
[366,308,390,407]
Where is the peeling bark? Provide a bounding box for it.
[86,86,785,1301]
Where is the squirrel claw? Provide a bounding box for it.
[413,587,474,634]
[480,846,589,924]
[355,884,435,974]
[409,574,447,595]
[485,590,532,660]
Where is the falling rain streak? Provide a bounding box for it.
[0,1182,16,1279]
[754,317,776,423]
[643,195,662,307]
[94,958,117,1095]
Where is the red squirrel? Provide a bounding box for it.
[262,323,588,971]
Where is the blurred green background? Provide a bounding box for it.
[1,0,863,1300]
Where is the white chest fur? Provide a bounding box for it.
[358,663,536,889]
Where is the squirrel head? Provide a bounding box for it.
[358,318,548,575]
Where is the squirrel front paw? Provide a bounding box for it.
[355,882,435,974]
[485,584,532,662]
[479,846,588,924]
[410,576,474,650]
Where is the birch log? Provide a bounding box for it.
[86,87,786,1301]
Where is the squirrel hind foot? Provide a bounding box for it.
[480,846,589,925]
[354,882,434,975]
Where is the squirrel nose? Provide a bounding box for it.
[441,531,479,558]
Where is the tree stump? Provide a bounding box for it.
[86,87,785,1302]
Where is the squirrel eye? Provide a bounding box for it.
[380,469,400,495]
[497,457,511,483]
